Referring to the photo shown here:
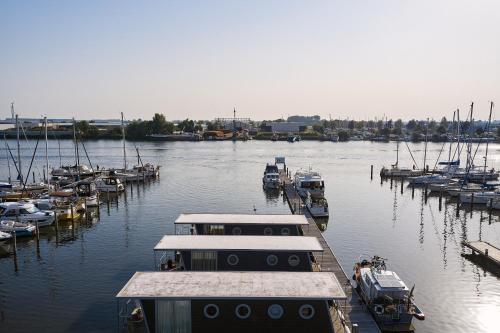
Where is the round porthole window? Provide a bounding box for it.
[266,254,278,266]
[235,304,251,319]
[227,254,239,266]
[281,227,290,235]
[267,304,284,319]
[288,255,300,267]
[232,227,242,235]
[299,304,315,319]
[204,304,220,319]
[264,227,273,235]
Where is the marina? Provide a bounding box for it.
[0,140,499,333]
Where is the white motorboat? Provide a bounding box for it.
[0,230,12,242]
[305,192,329,217]
[407,174,449,185]
[95,176,125,193]
[459,191,500,204]
[51,164,94,178]
[0,220,36,237]
[293,170,325,198]
[0,202,55,227]
[353,256,425,332]
[262,164,280,189]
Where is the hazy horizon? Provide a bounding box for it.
[1,1,499,121]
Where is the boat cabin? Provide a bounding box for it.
[116,271,346,333]
[174,213,309,236]
[154,235,323,272]
[293,171,325,198]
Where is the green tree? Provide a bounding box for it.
[313,124,324,134]
[178,119,195,132]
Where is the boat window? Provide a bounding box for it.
[0,207,5,215]
[203,304,219,319]
[191,251,217,271]
[266,254,278,266]
[5,209,17,217]
[24,206,39,214]
[205,225,224,235]
[227,254,239,266]
[264,227,273,235]
[298,304,315,319]
[288,255,300,267]
[267,304,284,319]
[280,227,290,235]
[235,304,251,319]
[232,227,242,235]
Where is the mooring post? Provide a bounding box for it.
[424,185,428,203]
[96,192,101,219]
[488,198,493,224]
[400,178,404,194]
[54,210,59,245]
[107,190,110,201]
[412,184,415,199]
[352,323,359,333]
[485,248,489,257]
[456,201,460,217]
[470,192,474,211]
[32,171,35,183]
[71,203,75,239]
[390,177,393,190]
[12,229,17,257]
[370,165,373,180]
[439,191,442,211]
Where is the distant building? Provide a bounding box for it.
[266,122,305,133]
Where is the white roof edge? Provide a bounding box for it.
[153,235,323,251]
[175,213,309,225]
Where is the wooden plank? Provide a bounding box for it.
[463,241,500,266]
[280,171,381,333]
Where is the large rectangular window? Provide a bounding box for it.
[191,251,217,271]
[156,300,191,333]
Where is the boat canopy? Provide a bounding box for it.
[154,235,323,252]
[116,271,346,300]
[175,213,309,225]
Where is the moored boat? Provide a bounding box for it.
[293,170,325,198]
[0,220,36,237]
[262,163,280,189]
[353,255,425,332]
[0,202,55,227]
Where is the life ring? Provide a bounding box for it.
[374,305,384,315]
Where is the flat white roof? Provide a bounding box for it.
[175,213,309,225]
[154,235,323,252]
[116,271,346,300]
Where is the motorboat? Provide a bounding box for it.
[459,191,500,205]
[95,176,125,193]
[293,170,325,198]
[353,256,425,332]
[305,192,329,217]
[380,166,422,178]
[287,134,301,142]
[407,174,450,185]
[0,230,12,242]
[74,181,99,206]
[0,220,36,237]
[0,202,55,227]
[262,164,280,189]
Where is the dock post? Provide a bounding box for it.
[470,193,474,216]
[293,202,297,213]
[71,204,75,239]
[352,323,359,333]
[370,165,373,180]
[54,210,59,245]
[456,201,460,217]
[97,192,101,219]
[485,249,489,257]
[439,191,442,211]
[400,178,404,194]
[12,230,17,257]
[33,171,35,183]
[390,177,393,189]
[412,184,415,199]
[107,190,110,201]
[424,185,428,204]
[489,198,492,224]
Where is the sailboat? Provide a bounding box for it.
[380,139,422,177]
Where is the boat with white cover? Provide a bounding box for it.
[0,220,36,237]
[293,169,325,198]
[354,256,425,332]
[0,230,12,242]
[305,192,329,217]
[0,202,55,227]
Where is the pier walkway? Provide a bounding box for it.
[280,171,381,333]
[463,241,500,267]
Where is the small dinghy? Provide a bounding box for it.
[0,230,12,242]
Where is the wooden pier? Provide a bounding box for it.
[280,171,381,333]
[463,241,500,267]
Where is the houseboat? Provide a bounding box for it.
[153,235,323,272]
[353,256,425,332]
[116,271,346,333]
[174,213,308,236]
[262,163,280,189]
[293,170,325,198]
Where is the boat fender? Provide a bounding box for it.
[374,305,384,315]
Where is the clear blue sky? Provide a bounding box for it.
[1,0,499,121]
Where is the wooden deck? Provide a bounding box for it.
[281,171,381,333]
[463,241,500,266]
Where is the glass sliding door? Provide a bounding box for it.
[191,251,217,271]
[156,300,191,333]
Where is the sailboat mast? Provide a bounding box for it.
[44,117,49,185]
[456,109,460,163]
[483,102,493,183]
[447,111,455,164]
[16,113,23,185]
[121,112,127,170]
[423,118,429,173]
[4,133,12,183]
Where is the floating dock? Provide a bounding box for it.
[463,241,500,267]
[280,171,381,333]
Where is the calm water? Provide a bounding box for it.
[0,140,499,333]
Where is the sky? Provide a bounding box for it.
[1,0,499,121]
